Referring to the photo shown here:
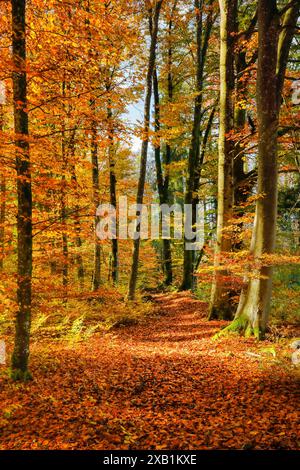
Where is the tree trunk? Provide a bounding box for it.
[0,174,5,271]
[233,12,257,241]
[91,109,101,291]
[11,0,33,381]
[127,0,162,300]
[181,0,203,291]
[61,82,68,301]
[225,0,299,338]
[0,106,5,271]
[208,0,237,320]
[233,53,247,209]
[107,98,118,284]
[153,68,173,286]
[84,0,101,291]
[69,132,85,288]
[181,0,215,290]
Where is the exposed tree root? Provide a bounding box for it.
[213,315,262,340]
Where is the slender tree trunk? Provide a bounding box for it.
[84,0,101,291]
[192,2,216,206]
[194,106,216,202]
[107,98,118,284]
[233,53,247,208]
[11,0,33,381]
[61,177,68,299]
[0,174,5,271]
[181,0,215,290]
[225,0,299,338]
[50,240,58,274]
[181,0,203,290]
[153,68,173,285]
[161,3,178,286]
[233,11,257,238]
[69,133,85,288]
[0,106,5,271]
[91,109,101,291]
[61,82,68,301]
[208,0,237,320]
[127,0,162,300]
[192,106,215,288]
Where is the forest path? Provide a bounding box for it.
[0,292,299,450]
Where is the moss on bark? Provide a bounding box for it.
[213,315,263,340]
[10,368,32,382]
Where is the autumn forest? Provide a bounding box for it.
[0,0,299,453]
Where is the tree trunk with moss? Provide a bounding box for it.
[208,0,237,320]
[223,0,299,339]
[11,0,33,381]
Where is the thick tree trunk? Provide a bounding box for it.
[226,0,299,338]
[11,0,33,380]
[208,0,237,320]
[127,0,162,300]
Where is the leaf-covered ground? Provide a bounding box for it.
[0,292,299,450]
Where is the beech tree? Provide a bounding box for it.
[91,98,101,291]
[208,0,237,319]
[152,0,179,286]
[127,0,163,300]
[0,104,5,272]
[225,0,300,338]
[181,0,216,290]
[0,0,298,390]
[10,0,33,380]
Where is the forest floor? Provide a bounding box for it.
[0,291,299,450]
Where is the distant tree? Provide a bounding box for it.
[127,0,163,300]
[181,0,216,291]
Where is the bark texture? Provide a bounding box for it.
[11,0,33,380]
[208,0,237,320]
[226,0,299,338]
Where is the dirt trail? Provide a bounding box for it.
[0,292,299,450]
